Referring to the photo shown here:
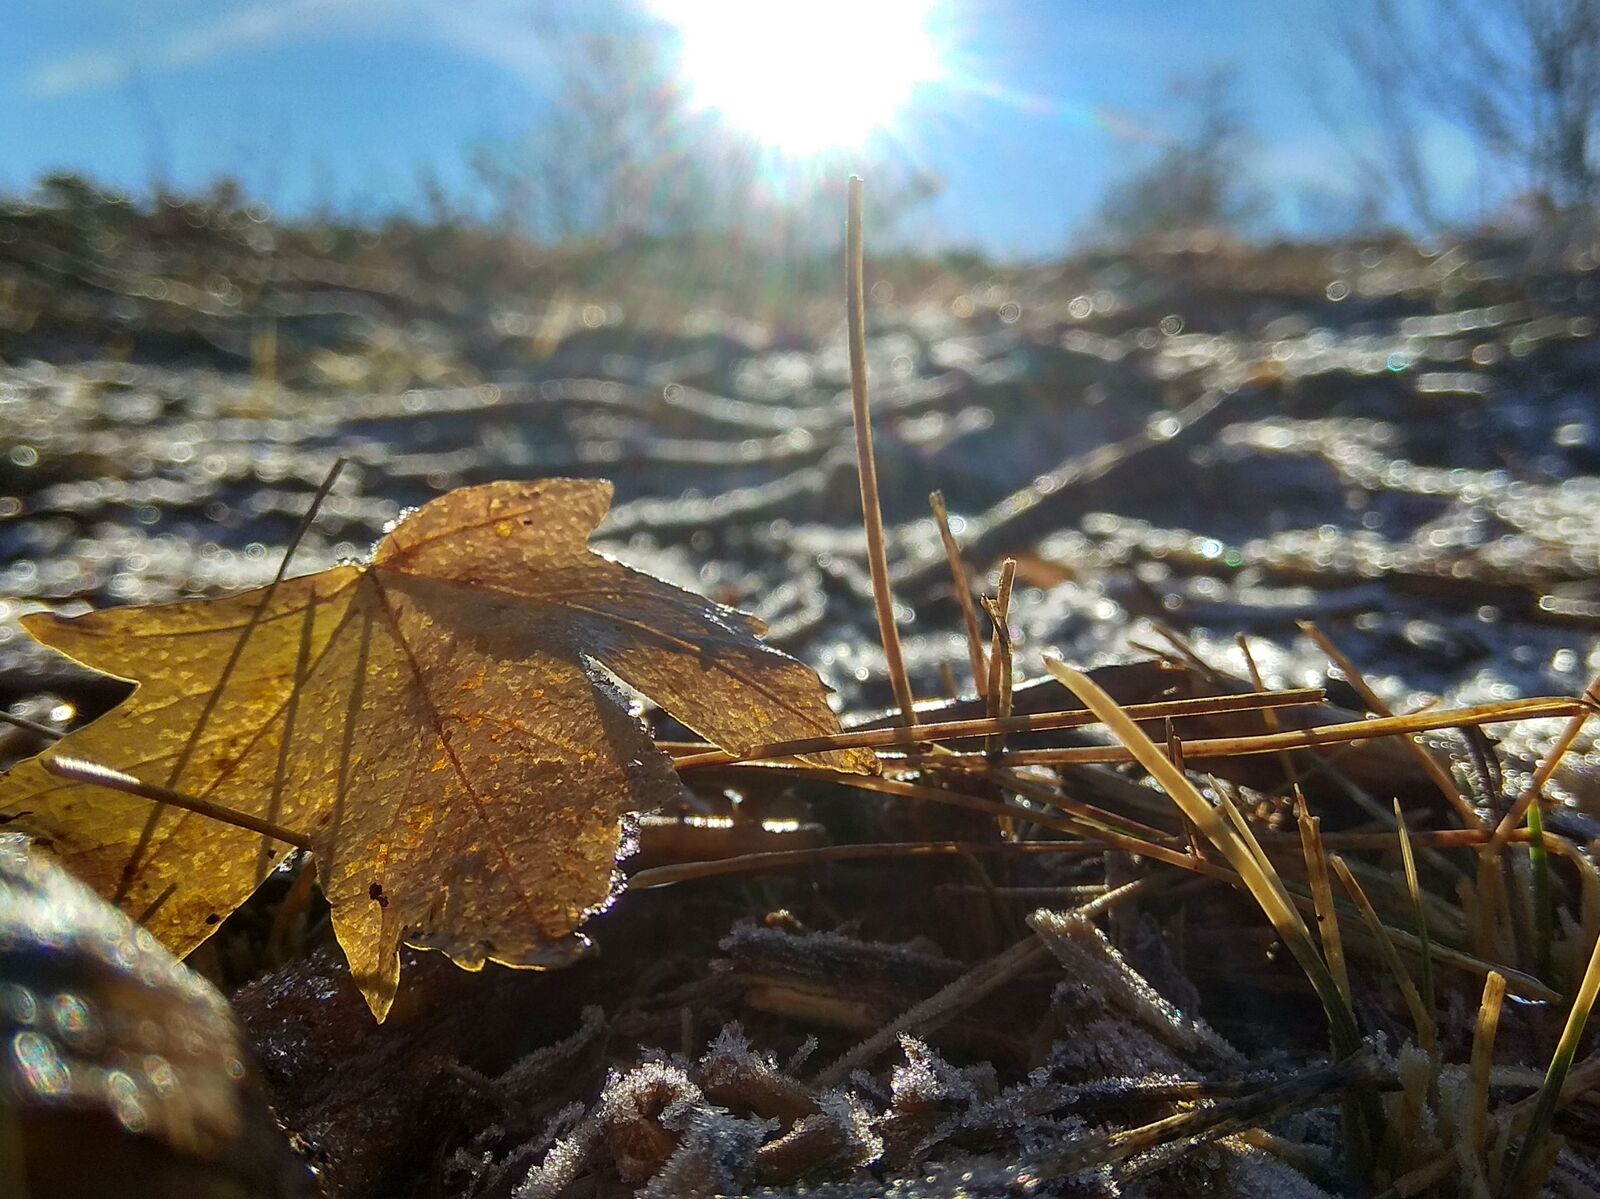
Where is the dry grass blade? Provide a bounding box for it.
[929,489,987,694]
[626,838,1104,889]
[1297,797,1353,1010]
[909,695,1584,771]
[982,558,1017,756]
[1028,1047,1392,1180]
[669,686,1326,768]
[1467,971,1508,1190]
[1237,632,1302,792]
[844,175,916,728]
[1042,659,1366,1062]
[729,763,1192,865]
[1394,801,1436,1015]
[115,455,346,902]
[0,709,66,740]
[1301,620,1478,826]
[1330,854,1437,1053]
[1492,668,1600,849]
[41,755,314,850]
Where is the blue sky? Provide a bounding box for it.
[4,1,1483,256]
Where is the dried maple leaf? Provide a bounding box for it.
[2,480,874,1018]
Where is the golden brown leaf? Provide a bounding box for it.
[2,480,872,1018]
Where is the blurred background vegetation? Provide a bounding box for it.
[11,0,1600,296]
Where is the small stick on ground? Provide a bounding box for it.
[845,176,916,728]
[627,838,1106,890]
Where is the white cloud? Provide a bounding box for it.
[25,0,564,100]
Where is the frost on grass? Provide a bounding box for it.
[493,910,1352,1196]
[1029,908,1238,1067]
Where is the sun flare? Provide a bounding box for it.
[656,0,942,154]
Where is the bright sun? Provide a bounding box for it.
[655,0,942,154]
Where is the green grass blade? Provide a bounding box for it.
[1500,923,1600,1197]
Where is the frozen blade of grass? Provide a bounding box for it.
[808,876,1160,1088]
[1295,796,1365,1185]
[1043,660,1366,1062]
[1331,854,1437,1054]
[1394,801,1435,1016]
[1030,1046,1392,1180]
[1499,919,1600,1198]
[812,937,1042,1087]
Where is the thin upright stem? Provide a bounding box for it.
[846,176,917,727]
